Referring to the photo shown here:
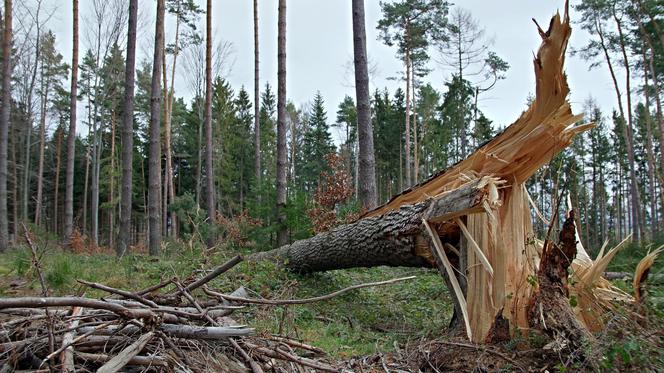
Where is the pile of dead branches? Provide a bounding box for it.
[0,253,369,372]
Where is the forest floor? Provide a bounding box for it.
[1,234,664,372]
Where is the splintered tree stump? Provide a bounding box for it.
[528,211,591,347]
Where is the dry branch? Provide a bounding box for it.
[74,352,167,367]
[0,297,156,320]
[205,276,415,305]
[169,255,243,296]
[96,332,154,373]
[77,279,159,308]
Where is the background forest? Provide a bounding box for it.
[0,0,661,257]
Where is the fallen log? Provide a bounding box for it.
[250,177,497,273]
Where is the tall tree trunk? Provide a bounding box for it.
[119,0,137,257]
[108,113,116,249]
[82,75,93,237]
[148,0,165,256]
[253,0,261,197]
[413,85,419,183]
[0,0,11,250]
[54,130,62,235]
[91,119,102,246]
[276,0,288,247]
[635,9,664,216]
[612,6,644,241]
[35,61,50,226]
[642,52,658,238]
[593,17,636,241]
[22,31,40,224]
[404,55,412,188]
[352,0,377,211]
[64,0,79,245]
[204,0,215,248]
[163,5,181,239]
[195,100,203,206]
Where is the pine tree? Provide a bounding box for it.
[352,0,377,209]
[299,92,335,193]
[0,0,11,251]
[63,0,79,245]
[377,0,448,187]
[276,0,288,246]
[148,0,165,255]
[119,0,138,256]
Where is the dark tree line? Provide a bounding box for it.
[0,0,661,255]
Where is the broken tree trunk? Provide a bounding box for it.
[252,2,605,344]
[252,177,499,273]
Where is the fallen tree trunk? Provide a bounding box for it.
[250,177,496,273]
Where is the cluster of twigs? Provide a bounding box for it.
[0,254,336,372]
[0,233,418,372]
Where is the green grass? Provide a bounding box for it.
[0,241,452,358]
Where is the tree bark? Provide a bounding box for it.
[404,55,412,188]
[204,0,215,248]
[253,0,261,196]
[119,0,137,257]
[54,129,63,235]
[276,0,288,247]
[22,5,42,225]
[148,0,165,256]
[352,0,377,211]
[251,177,491,273]
[612,6,644,241]
[35,62,50,226]
[64,0,79,245]
[163,2,182,239]
[0,0,11,251]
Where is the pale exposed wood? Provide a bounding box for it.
[59,306,83,373]
[423,219,471,340]
[96,332,154,373]
[633,245,663,302]
[455,217,493,277]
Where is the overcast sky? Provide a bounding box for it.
[45,0,619,143]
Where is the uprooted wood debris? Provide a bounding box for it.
[0,251,417,372]
[252,1,662,347]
